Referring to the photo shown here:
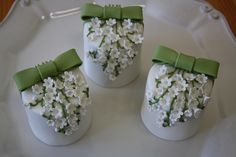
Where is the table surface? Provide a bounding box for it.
[1,0,236,37]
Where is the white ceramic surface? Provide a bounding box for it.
[0,0,236,157]
[83,22,142,87]
[21,68,92,146]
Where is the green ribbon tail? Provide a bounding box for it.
[13,49,82,92]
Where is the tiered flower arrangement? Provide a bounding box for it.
[24,70,91,135]
[86,17,144,80]
[146,64,211,127]
[147,65,210,127]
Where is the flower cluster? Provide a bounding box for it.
[87,17,144,81]
[25,70,91,135]
[146,65,211,127]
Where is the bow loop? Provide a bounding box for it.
[13,49,82,92]
[152,46,220,79]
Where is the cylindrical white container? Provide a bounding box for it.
[21,68,92,146]
[141,64,213,141]
[83,21,143,88]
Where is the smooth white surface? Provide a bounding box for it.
[21,68,92,146]
[83,23,142,87]
[0,0,236,157]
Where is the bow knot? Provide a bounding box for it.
[13,49,82,91]
[153,46,220,78]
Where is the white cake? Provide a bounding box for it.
[141,64,213,140]
[83,18,144,87]
[21,68,92,145]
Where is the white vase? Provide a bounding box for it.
[21,68,92,146]
[83,22,143,88]
[141,64,213,141]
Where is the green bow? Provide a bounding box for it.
[81,3,143,21]
[13,49,82,92]
[153,46,220,79]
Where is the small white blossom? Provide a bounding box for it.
[122,19,133,29]
[103,26,113,35]
[55,79,64,90]
[110,48,120,59]
[193,108,202,118]
[91,17,101,28]
[51,107,63,119]
[32,84,43,94]
[63,71,74,82]
[160,76,172,88]
[43,77,54,88]
[196,74,208,84]
[43,93,55,104]
[106,18,116,26]
[45,87,57,95]
[131,34,144,44]
[66,103,77,114]
[184,72,196,81]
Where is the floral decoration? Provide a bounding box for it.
[86,17,144,81]
[24,70,91,135]
[146,64,211,127]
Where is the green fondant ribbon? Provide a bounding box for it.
[152,46,220,78]
[13,49,82,92]
[81,3,143,21]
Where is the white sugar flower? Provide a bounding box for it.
[117,27,127,36]
[105,65,115,73]
[203,95,211,105]
[131,34,144,44]
[156,110,167,127]
[133,23,143,33]
[155,65,168,79]
[91,17,101,28]
[40,104,52,116]
[65,90,75,98]
[193,108,202,118]
[65,127,73,135]
[79,95,91,108]
[46,120,54,127]
[184,72,196,81]
[100,43,111,52]
[120,63,128,69]
[188,99,199,109]
[66,103,77,114]
[55,92,66,104]
[184,109,193,117]
[106,18,116,26]
[122,19,133,29]
[64,81,74,90]
[103,26,113,35]
[159,96,171,111]
[169,110,183,124]
[43,93,55,104]
[63,71,74,82]
[51,107,63,119]
[67,114,78,127]
[94,27,103,36]
[160,76,172,88]
[189,87,200,99]
[196,74,208,84]
[110,48,120,59]
[32,84,43,95]
[97,54,107,64]
[172,74,184,82]
[53,118,67,129]
[43,77,54,88]
[175,93,185,105]
[55,79,64,90]
[108,33,120,43]
[168,87,179,97]
[118,54,129,64]
[45,87,57,95]
[119,38,132,50]
[127,50,136,58]
[175,80,188,92]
